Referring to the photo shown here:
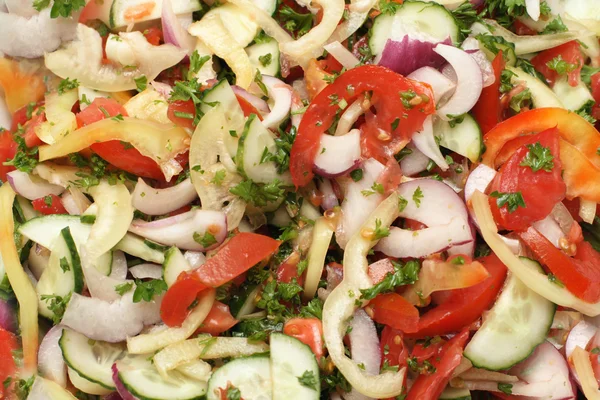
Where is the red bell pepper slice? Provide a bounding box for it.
[369,293,419,333]
[518,228,600,303]
[195,301,238,336]
[407,254,507,338]
[472,51,505,135]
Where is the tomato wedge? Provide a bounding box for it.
[290,65,435,187]
[530,41,583,87]
[32,194,68,215]
[406,329,470,400]
[368,293,419,333]
[380,326,408,369]
[472,51,505,135]
[283,318,325,361]
[0,327,17,399]
[160,233,280,327]
[408,254,507,337]
[195,301,238,336]
[518,228,600,303]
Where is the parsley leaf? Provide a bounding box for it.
[519,142,554,172]
[350,168,363,182]
[258,53,272,67]
[134,75,148,92]
[229,178,287,207]
[300,298,323,319]
[40,292,71,324]
[297,370,319,391]
[500,69,516,93]
[3,130,39,173]
[509,88,532,113]
[210,169,226,185]
[379,0,401,15]
[490,191,526,213]
[132,279,167,303]
[114,282,133,296]
[59,257,70,273]
[193,231,217,248]
[226,387,242,400]
[58,77,79,95]
[546,55,578,76]
[498,383,513,395]
[188,51,211,79]
[373,218,390,240]
[34,0,85,18]
[542,16,568,34]
[278,6,314,38]
[360,260,420,300]
[412,186,423,208]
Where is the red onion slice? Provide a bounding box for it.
[38,325,67,388]
[161,0,195,55]
[7,170,64,201]
[112,364,139,400]
[378,35,450,76]
[566,321,597,360]
[232,85,270,115]
[400,144,429,176]
[319,179,339,211]
[314,129,362,177]
[260,76,292,130]
[0,298,16,333]
[151,81,173,98]
[128,209,227,251]
[411,116,448,171]
[434,44,483,120]
[407,67,455,105]
[132,177,198,216]
[375,217,472,258]
[551,202,576,235]
[129,263,163,280]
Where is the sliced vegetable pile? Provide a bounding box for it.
[2,0,600,399]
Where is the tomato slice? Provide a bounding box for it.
[276,252,304,286]
[0,131,17,182]
[160,275,208,327]
[290,65,435,187]
[408,254,507,337]
[472,52,505,135]
[32,194,68,215]
[368,293,419,333]
[283,318,325,361]
[406,329,469,400]
[0,327,17,399]
[411,339,444,363]
[488,128,566,231]
[380,326,408,369]
[142,27,163,46]
[530,41,583,87]
[518,228,600,303]
[195,301,238,336]
[167,100,196,130]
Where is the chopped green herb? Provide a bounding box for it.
[519,142,554,172]
[114,282,133,296]
[490,191,526,213]
[134,75,148,92]
[132,279,167,303]
[297,370,318,391]
[58,77,79,95]
[193,231,217,248]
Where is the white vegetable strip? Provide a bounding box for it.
[304,217,335,300]
[132,178,198,216]
[412,116,448,171]
[572,346,600,400]
[324,194,406,398]
[6,170,64,201]
[566,321,597,360]
[532,215,564,248]
[580,199,596,224]
[324,41,360,70]
[127,289,215,354]
[400,145,430,176]
[129,264,163,280]
[109,251,128,281]
[261,76,292,130]
[38,325,66,388]
[408,67,456,105]
[335,95,371,137]
[472,190,600,316]
[326,0,377,45]
[314,129,362,177]
[0,94,11,130]
[35,89,79,145]
[28,376,78,400]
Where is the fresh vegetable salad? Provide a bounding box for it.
[1,0,600,399]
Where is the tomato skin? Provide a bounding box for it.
[519,228,600,303]
[406,329,469,400]
[142,27,163,46]
[167,100,196,130]
[11,102,45,148]
[0,131,17,182]
[283,318,324,361]
[408,254,507,338]
[160,275,208,327]
[591,73,600,121]
[0,327,17,399]
[380,326,408,368]
[276,252,304,286]
[489,128,566,231]
[161,233,280,327]
[290,65,435,187]
[513,20,538,35]
[236,95,263,120]
[531,41,583,87]
[411,339,444,363]
[472,52,505,135]
[369,293,419,333]
[195,301,238,336]
[32,194,68,215]
[76,98,127,128]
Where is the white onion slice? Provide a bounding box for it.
[184,251,206,268]
[376,217,472,258]
[533,215,564,248]
[82,252,132,302]
[434,44,483,120]
[290,88,305,130]
[61,292,162,343]
[314,129,362,177]
[411,116,448,171]
[132,178,198,216]
[38,325,66,388]
[6,170,64,201]
[566,321,597,359]
[400,144,430,176]
[464,164,497,203]
[109,251,128,281]
[129,263,163,280]
[348,309,380,400]
[335,95,370,137]
[128,209,227,251]
[580,199,596,224]
[232,85,270,115]
[161,0,195,54]
[324,41,360,70]
[326,0,377,45]
[319,179,339,211]
[526,0,541,21]
[260,75,292,130]
[408,67,456,105]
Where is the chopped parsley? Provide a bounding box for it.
[509,88,532,113]
[546,55,578,76]
[210,169,226,186]
[132,279,167,303]
[229,178,287,207]
[114,282,134,296]
[490,191,526,213]
[40,293,71,324]
[498,383,513,395]
[134,75,148,92]
[278,6,313,38]
[373,218,390,240]
[33,0,86,18]
[519,142,554,172]
[188,51,211,79]
[57,77,79,95]
[193,231,217,248]
[542,16,568,35]
[379,0,401,16]
[360,260,419,300]
[258,53,273,67]
[350,168,363,182]
[412,186,423,208]
[59,257,70,273]
[297,370,319,391]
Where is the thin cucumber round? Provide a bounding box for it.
[207,355,272,400]
[163,247,193,287]
[246,39,280,77]
[464,260,555,371]
[434,114,483,163]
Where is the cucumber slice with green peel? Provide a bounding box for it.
[206,355,272,400]
[36,227,84,320]
[200,79,245,158]
[60,328,126,390]
[553,77,594,111]
[115,233,165,264]
[246,39,281,77]
[68,367,113,396]
[464,259,555,371]
[108,0,202,28]
[369,0,460,57]
[117,354,208,400]
[440,387,471,400]
[229,283,260,319]
[270,333,320,400]
[163,247,193,287]
[434,114,483,163]
[236,114,292,184]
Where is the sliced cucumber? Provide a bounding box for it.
[206,355,272,400]
[464,262,555,371]
[369,1,459,58]
[68,367,112,396]
[200,79,244,158]
[109,0,202,29]
[246,38,280,77]
[229,283,260,319]
[237,114,287,184]
[270,333,320,400]
[117,354,208,400]
[163,247,193,287]
[440,387,471,400]
[60,328,126,391]
[115,233,165,264]
[476,34,517,67]
[36,227,84,320]
[507,66,563,109]
[552,76,594,111]
[433,114,482,163]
